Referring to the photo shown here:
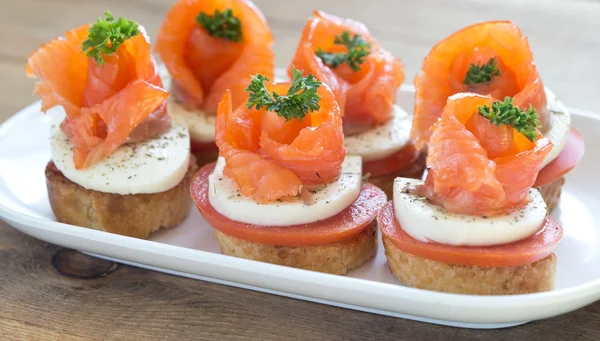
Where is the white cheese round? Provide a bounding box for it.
[167,98,216,143]
[208,155,362,226]
[343,105,412,162]
[392,177,547,246]
[50,112,191,195]
[542,88,571,167]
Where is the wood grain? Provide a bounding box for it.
[1,225,600,340]
[1,0,600,339]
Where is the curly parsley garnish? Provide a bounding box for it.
[463,57,501,85]
[196,8,242,42]
[81,11,140,66]
[478,97,540,142]
[245,66,322,121]
[316,31,371,72]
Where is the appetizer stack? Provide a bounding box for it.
[192,68,386,274]
[27,12,196,239]
[25,1,585,295]
[380,93,563,294]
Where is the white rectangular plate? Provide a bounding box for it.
[1,85,599,329]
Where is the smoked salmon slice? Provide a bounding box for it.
[27,14,169,169]
[215,74,346,203]
[289,11,404,128]
[156,0,275,114]
[411,21,548,149]
[416,93,552,216]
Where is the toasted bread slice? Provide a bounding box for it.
[213,221,377,275]
[537,176,564,214]
[45,157,198,239]
[382,234,556,295]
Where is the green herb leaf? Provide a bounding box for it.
[315,31,371,72]
[196,8,242,42]
[463,57,501,85]
[245,66,322,121]
[478,97,540,142]
[81,11,140,66]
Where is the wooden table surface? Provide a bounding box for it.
[1,0,599,339]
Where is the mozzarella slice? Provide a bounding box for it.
[542,88,571,167]
[167,98,216,143]
[50,111,190,195]
[343,105,412,162]
[392,178,547,246]
[208,156,362,226]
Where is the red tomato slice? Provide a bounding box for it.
[535,128,584,187]
[362,143,420,177]
[190,163,387,246]
[190,140,218,153]
[378,201,563,267]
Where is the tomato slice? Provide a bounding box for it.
[535,128,584,187]
[191,163,387,246]
[378,201,562,267]
[190,140,218,153]
[362,143,420,177]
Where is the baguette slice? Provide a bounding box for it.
[46,157,198,239]
[537,176,565,213]
[382,234,557,295]
[213,221,377,275]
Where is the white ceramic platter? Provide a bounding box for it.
[0,84,599,330]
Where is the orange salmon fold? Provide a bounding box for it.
[156,0,275,114]
[411,21,548,149]
[26,24,169,169]
[289,10,404,128]
[417,93,552,216]
[215,82,346,203]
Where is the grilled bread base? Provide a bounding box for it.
[538,176,565,214]
[213,221,377,275]
[382,234,556,295]
[45,156,198,239]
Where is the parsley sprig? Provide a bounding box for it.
[463,57,501,85]
[316,31,371,72]
[81,11,139,66]
[196,9,242,42]
[245,67,322,121]
[478,97,540,142]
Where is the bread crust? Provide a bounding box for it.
[382,234,557,295]
[537,176,564,213]
[367,153,426,198]
[213,221,377,275]
[45,157,198,239]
